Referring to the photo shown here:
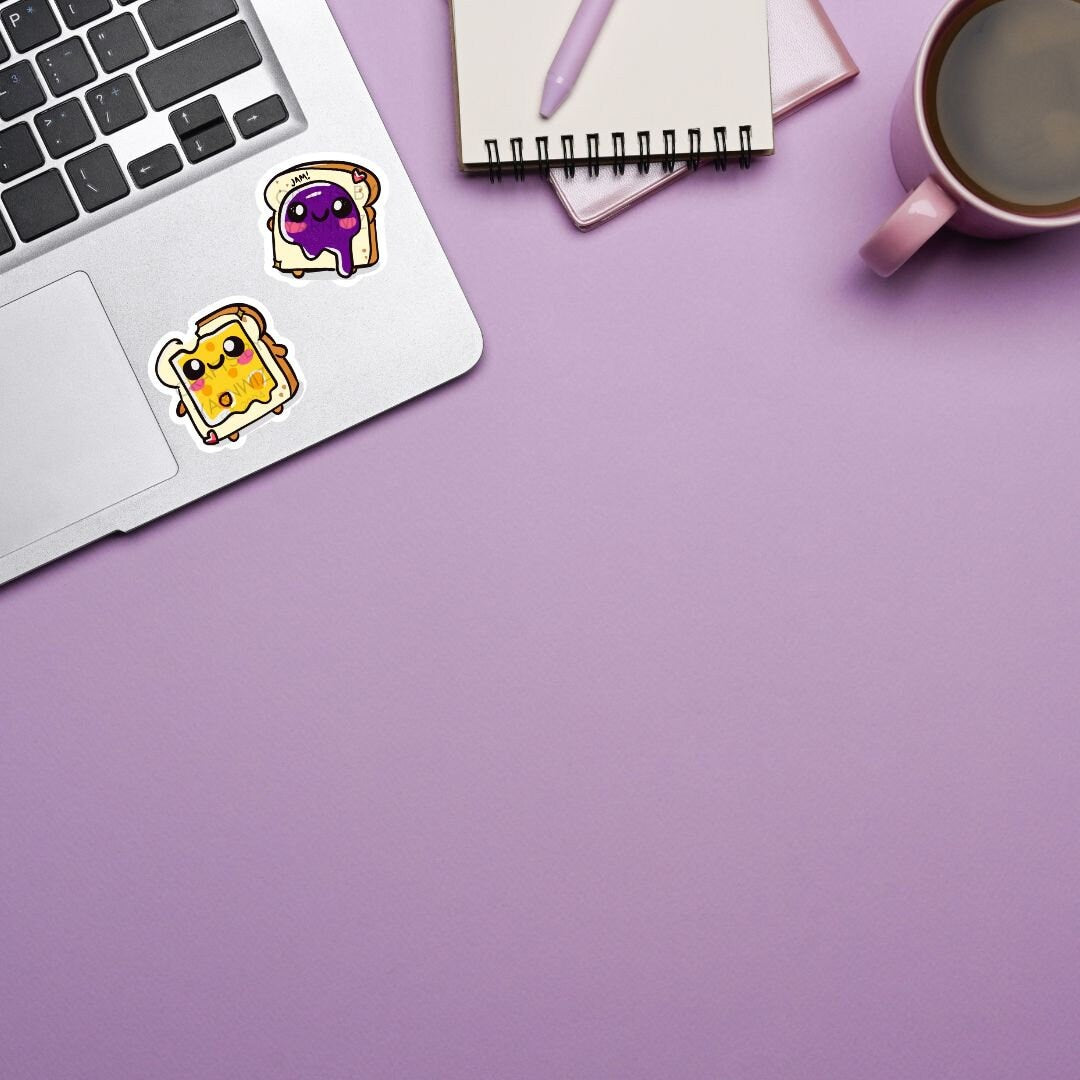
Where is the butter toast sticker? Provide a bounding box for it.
[264,160,380,280]
[153,303,299,448]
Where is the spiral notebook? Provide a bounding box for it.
[550,0,857,227]
[449,0,775,177]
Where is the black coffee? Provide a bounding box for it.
[926,0,1080,215]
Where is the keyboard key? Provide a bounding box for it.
[35,98,93,158]
[86,72,143,133]
[89,12,146,73]
[0,59,44,120]
[137,21,260,111]
[0,32,8,64]
[139,0,237,50]
[235,94,287,140]
[65,143,127,210]
[58,0,112,30]
[128,142,179,187]
[2,168,77,239]
[0,119,43,181]
[167,94,233,163]
[180,117,231,163]
[37,37,96,96]
[0,210,13,252]
[168,92,221,139]
[1,1,60,52]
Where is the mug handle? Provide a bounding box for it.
[860,177,959,277]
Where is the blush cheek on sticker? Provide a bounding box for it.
[153,303,301,449]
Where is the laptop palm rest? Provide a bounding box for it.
[0,272,177,559]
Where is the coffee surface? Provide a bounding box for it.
[928,0,1080,214]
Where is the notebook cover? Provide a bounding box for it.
[550,0,857,229]
[449,0,774,171]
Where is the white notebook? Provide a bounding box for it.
[450,0,775,176]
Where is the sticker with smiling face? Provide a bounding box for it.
[264,161,381,280]
[153,303,298,447]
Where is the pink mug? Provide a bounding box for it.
[860,0,1080,277]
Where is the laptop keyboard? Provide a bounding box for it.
[0,0,295,263]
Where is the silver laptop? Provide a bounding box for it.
[0,0,482,585]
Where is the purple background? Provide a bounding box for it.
[3,1,1080,1077]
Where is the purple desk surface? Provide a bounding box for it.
[3,2,1080,1078]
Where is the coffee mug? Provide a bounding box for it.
[861,0,1080,277]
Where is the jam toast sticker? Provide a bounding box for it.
[153,302,299,448]
[264,160,381,280]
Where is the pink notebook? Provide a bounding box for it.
[550,0,858,229]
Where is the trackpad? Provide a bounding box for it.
[0,272,176,557]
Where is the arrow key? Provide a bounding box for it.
[168,94,223,140]
[234,95,287,140]
[180,117,233,164]
[128,143,181,189]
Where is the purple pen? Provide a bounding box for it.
[540,0,619,119]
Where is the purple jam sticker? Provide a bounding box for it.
[280,181,362,278]
[264,162,382,282]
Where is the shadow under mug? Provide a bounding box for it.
[860,0,1080,277]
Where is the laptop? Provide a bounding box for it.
[0,0,482,586]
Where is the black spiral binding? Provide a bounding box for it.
[662,130,677,173]
[536,136,550,176]
[687,128,702,172]
[586,133,601,178]
[637,131,651,174]
[485,139,501,183]
[482,126,754,181]
[738,126,753,170]
[612,132,626,176]
[561,135,576,178]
